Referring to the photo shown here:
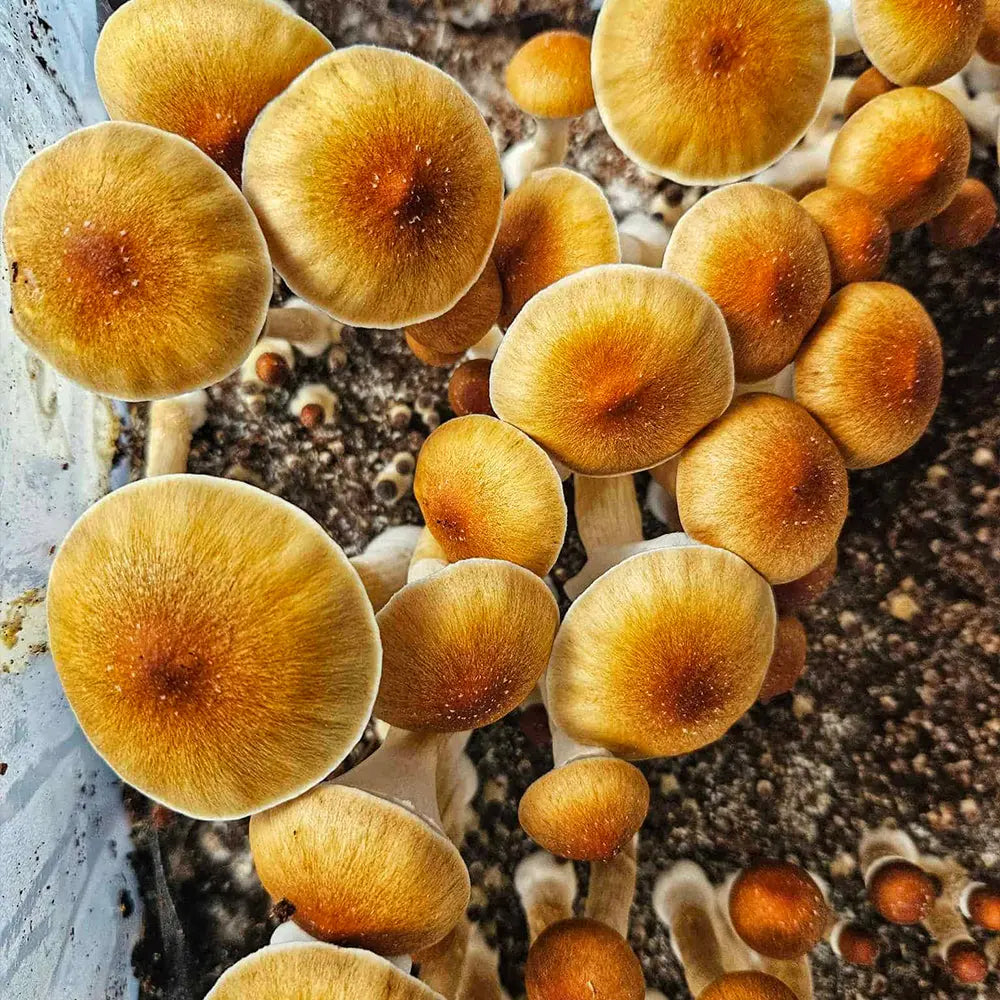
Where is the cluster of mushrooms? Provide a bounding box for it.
[4,0,999,997]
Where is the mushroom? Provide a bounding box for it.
[144,390,208,477]
[979,0,1000,62]
[698,972,799,1000]
[829,0,862,54]
[930,74,1000,143]
[750,133,837,199]
[374,558,559,732]
[3,121,271,400]
[524,918,645,1000]
[243,46,503,329]
[265,298,345,358]
[407,527,450,583]
[289,384,339,428]
[960,880,1000,931]
[405,333,465,369]
[663,184,831,383]
[585,835,639,937]
[757,617,808,704]
[492,167,620,329]
[436,731,478,848]
[515,851,578,943]
[844,67,897,118]
[772,547,838,614]
[618,213,672,267]
[350,525,423,613]
[794,282,944,469]
[241,338,295,387]
[466,325,505,362]
[491,264,734,476]
[676,395,849,585]
[448,359,496,417]
[591,0,833,183]
[859,827,937,925]
[456,926,509,1000]
[928,177,997,250]
[413,414,567,576]
[799,187,891,286]
[826,88,971,231]
[414,920,470,999]
[374,452,416,508]
[826,921,880,966]
[920,854,989,984]
[852,0,985,86]
[503,31,596,190]
[249,727,470,955]
[47,475,380,819]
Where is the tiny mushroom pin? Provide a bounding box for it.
[772,547,838,614]
[919,854,989,984]
[827,921,881,967]
[265,297,345,358]
[448,359,496,417]
[961,880,1000,931]
[860,827,937,925]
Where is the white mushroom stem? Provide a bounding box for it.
[350,525,423,613]
[987,936,1000,969]
[544,671,613,770]
[407,526,449,582]
[465,325,503,361]
[752,131,836,193]
[502,119,571,191]
[646,479,681,531]
[920,855,976,966]
[805,77,855,145]
[756,957,814,1000]
[415,917,472,999]
[963,53,1000,95]
[270,922,414,975]
[619,213,672,267]
[930,76,1000,144]
[645,993,668,1000]
[144,390,208,477]
[859,826,920,885]
[437,730,478,849]
[828,0,860,54]
[288,384,338,425]
[737,365,795,401]
[585,834,638,937]
[240,336,295,386]
[266,297,344,357]
[515,851,578,943]
[456,925,508,1000]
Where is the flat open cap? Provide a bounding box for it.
[47,476,380,819]
[506,30,595,119]
[243,46,503,328]
[3,122,271,400]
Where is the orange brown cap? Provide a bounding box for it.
[405,331,464,368]
[506,31,595,120]
[800,186,891,286]
[830,922,881,966]
[697,971,798,1000]
[866,859,937,924]
[448,359,496,416]
[772,546,838,613]
[758,616,808,704]
[844,67,897,118]
[945,940,989,983]
[928,177,997,251]
[978,0,1000,62]
[964,882,1000,930]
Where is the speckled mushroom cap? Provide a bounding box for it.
[866,859,937,924]
[506,30,595,119]
[243,46,503,328]
[978,0,1000,62]
[827,88,970,232]
[853,0,985,86]
[491,265,734,476]
[519,757,650,862]
[697,971,798,1000]
[95,0,331,182]
[591,0,834,183]
[205,943,443,1000]
[492,167,620,329]
[47,475,380,820]
[772,546,838,613]
[794,282,944,469]
[525,919,646,1000]
[375,559,559,732]
[2,122,271,400]
[800,186,891,287]
[663,184,831,383]
[547,539,776,759]
[414,415,567,576]
[928,178,998,251]
[676,394,849,585]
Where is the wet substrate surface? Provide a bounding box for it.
[117,3,1000,999]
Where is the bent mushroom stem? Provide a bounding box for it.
[515,852,578,944]
[437,730,478,848]
[144,390,208,477]
[266,297,344,357]
[859,825,920,878]
[503,119,571,190]
[585,834,638,936]
[351,525,423,613]
[407,526,449,583]
[456,925,508,1000]
[920,854,988,983]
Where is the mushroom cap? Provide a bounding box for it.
[663,184,831,382]
[772,546,838,613]
[95,0,331,182]
[243,46,503,329]
[800,186,891,286]
[249,781,470,954]
[547,540,776,759]
[205,943,442,1000]
[405,332,464,368]
[518,757,650,862]
[407,258,502,354]
[676,395,849,585]
[47,475,380,820]
[794,282,944,469]
[414,414,567,576]
[978,0,1000,62]
[375,559,559,732]
[506,31,595,119]
[492,167,620,329]
[827,88,970,231]
[3,122,270,401]
[697,971,798,1000]
[729,859,829,959]
[928,177,997,251]
[448,359,496,416]
[832,923,881,966]
[866,859,937,924]
[525,919,645,1000]
[843,67,897,118]
[591,0,833,183]
[758,616,808,703]
[946,941,989,983]
[967,884,1000,930]
[491,265,734,476]
[853,0,985,86]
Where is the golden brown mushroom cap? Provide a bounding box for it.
[698,971,798,1000]
[967,884,1000,930]
[794,282,944,469]
[405,332,464,368]
[205,943,443,1000]
[758,616,808,703]
[506,31,595,119]
[827,87,970,231]
[843,67,897,118]
[491,264,734,475]
[375,559,559,732]
[928,177,997,251]
[47,476,380,819]
[978,0,1000,61]
[250,782,469,954]
[492,167,620,329]
[592,0,834,183]
[519,757,650,862]
[853,0,985,86]
[772,546,837,613]
[95,0,331,182]
[676,395,849,585]
[800,186,891,286]
[663,184,831,382]
[3,122,270,400]
[867,859,937,924]
[243,46,503,329]
[414,415,567,575]
[547,541,776,759]
[525,919,645,1000]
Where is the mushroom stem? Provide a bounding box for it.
[919,854,987,982]
[829,0,860,55]
[755,958,813,999]
[456,925,508,1000]
[407,526,449,582]
[859,826,919,879]
[437,730,478,848]
[736,365,795,401]
[515,851,578,943]
[415,917,472,999]
[269,922,414,975]
[752,131,836,194]
[465,325,503,361]
[585,834,638,936]
[266,297,344,357]
[931,76,1000,143]
[805,77,855,144]
[645,479,681,531]
[618,213,671,267]
[826,919,879,967]
[502,119,571,190]
[351,525,423,612]
[144,390,208,477]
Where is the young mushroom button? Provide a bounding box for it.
[697,971,799,1000]
[799,187,891,287]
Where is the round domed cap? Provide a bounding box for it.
[794,282,944,469]
[844,67,897,118]
[867,859,937,924]
[946,941,989,983]
[491,265,734,475]
[800,186,891,287]
[3,122,271,400]
[47,476,380,819]
[547,540,776,759]
[698,971,798,1000]
[592,0,834,183]
[772,546,837,613]
[243,46,502,328]
[663,184,831,382]
[407,258,502,354]
[676,395,849,585]
[758,616,808,703]
[506,31,595,119]
[95,0,331,182]
[928,177,997,251]
[967,883,1000,930]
